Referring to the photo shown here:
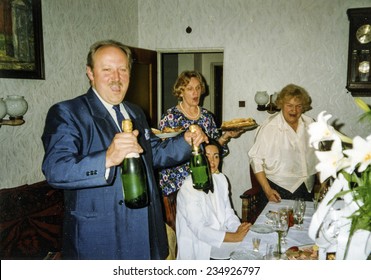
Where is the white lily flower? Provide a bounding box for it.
[309,98,371,260]
[308,111,337,149]
[315,138,345,182]
[343,135,371,173]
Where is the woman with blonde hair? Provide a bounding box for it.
[248,84,318,206]
[159,70,243,197]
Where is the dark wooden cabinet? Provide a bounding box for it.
[346,8,371,96]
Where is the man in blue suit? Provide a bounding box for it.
[41,40,207,260]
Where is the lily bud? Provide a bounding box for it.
[354,97,370,112]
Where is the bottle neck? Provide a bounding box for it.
[126,152,140,158]
[191,138,201,154]
[122,119,139,158]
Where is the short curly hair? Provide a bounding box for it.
[275,84,312,112]
[172,70,206,98]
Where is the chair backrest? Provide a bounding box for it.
[240,166,264,224]
[163,190,178,232]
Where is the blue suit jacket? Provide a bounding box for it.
[42,88,191,259]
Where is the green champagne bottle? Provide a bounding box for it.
[121,119,148,208]
[189,126,213,191]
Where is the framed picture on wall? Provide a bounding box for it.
[0,0,45,79]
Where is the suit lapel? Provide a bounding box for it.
[85,89,119,146]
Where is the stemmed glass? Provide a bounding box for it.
[294,199,306,230]
[278,207,290,244]
[271,212,288,258]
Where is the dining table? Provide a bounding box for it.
[212,199,316,260]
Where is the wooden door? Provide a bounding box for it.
[126,46,157,127]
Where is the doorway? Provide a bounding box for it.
[160,52,224,127]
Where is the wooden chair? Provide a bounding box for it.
[162,190,178,232]
[162,191,178,259]
[240,166,265,224]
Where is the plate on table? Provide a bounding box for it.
[285,244,319,260]
[230,250,263,260]
[210,242,241,260]
[153,130,184,139]
[250,224,274,234]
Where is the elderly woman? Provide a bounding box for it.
[248,84,318,205]
[158,70,243,197]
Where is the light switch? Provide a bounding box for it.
[239,101,246,107]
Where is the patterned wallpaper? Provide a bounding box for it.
[1,0,371,218]
[0,0,138,188]
[137,0,371,215]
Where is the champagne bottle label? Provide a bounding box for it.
[191,165,209,186]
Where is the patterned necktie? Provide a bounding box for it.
[112,104,124,129]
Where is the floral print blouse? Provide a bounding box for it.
[158,106,228,196]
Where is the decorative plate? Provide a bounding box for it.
[250,224,274,234]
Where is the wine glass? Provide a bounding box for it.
[294,199,306,230]
[271,212,288,258]
[278,207,290,244]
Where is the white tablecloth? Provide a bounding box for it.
[239,199,315,255]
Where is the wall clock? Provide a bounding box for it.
[346,8,371,96]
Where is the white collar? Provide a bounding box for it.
[92,88,130,128]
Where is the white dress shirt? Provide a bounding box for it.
[176,173,241,260]
[248,111,317,193]
[92,88,130,130]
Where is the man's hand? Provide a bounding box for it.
[105,130,143,168]
[184,124,209,146]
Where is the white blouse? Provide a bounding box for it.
[248,111,318,193]
[176,173,241,260]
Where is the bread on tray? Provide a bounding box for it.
[221,118,257,130]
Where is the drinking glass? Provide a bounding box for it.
[294,198,306,230]
[278,207,290,244]
[264,243,278,260]
[252,237,261,252]
[271,212,288,257]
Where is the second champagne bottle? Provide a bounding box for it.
[189,125,213,192]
